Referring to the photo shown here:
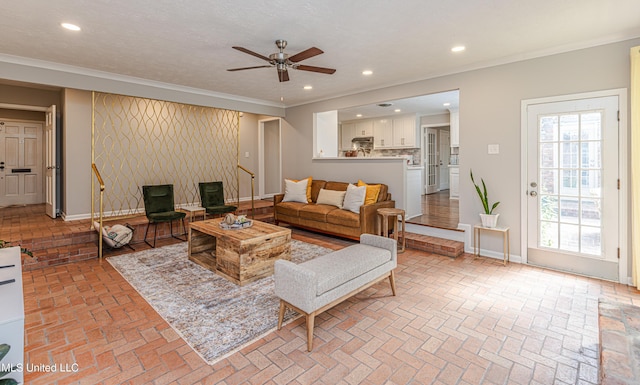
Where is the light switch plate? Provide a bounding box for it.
[488,144,500,154]
[244,152,250,158]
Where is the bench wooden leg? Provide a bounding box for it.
[389,270,397,296]
[306,312,316,352]
[277,300,286,330]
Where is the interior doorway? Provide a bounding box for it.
[259,118,282,199]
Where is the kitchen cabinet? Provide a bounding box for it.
[450,109,459,148]
[392,115,417,147]
[373,118,393,148]
[340,123,356,150]
[449,166,459,199]
[355,120,373,137]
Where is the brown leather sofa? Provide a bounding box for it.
[274,180,395,240]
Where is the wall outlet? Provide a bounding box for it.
[244,152,250,158]
[488,144,499,154]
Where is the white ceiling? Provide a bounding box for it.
[1,0,639,109]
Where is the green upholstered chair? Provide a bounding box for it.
[142,184,186,248]
[199,181,237,217]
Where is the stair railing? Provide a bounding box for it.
[91,163,105,260]
[237,164,255,219]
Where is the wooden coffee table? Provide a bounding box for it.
[187,218,291,286]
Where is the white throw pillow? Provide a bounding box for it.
[282,178,309,203]
[315,188,347,209]
[342,184,367,213]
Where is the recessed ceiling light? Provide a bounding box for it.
[394,109,401,113]
[356,114,363,118]
[443,102,451,107]
[451,46,465,53]
[61,23,81,31]
[303,85,313,90]
[362,70,373,76]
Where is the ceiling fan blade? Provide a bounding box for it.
[227,65,272,72]
[232,46,271,62]
[278,69,290,82]
[295,65,336,74]
[289,47,323,62]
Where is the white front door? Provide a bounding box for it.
[526,95,619,280]
[45,105,57,218]
[0,120,43,206]
[424,128,438,194]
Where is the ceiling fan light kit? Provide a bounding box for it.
[228,39,336,82]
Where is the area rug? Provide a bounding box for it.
[107,240,331,365]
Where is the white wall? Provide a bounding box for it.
[61,88,92,219]
[284,38,640,260]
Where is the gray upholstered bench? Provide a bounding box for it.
[274,234,397,351]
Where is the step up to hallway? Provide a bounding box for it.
[404,232,464,258]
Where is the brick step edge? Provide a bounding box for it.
[404,232,464,258]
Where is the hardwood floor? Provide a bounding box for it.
[407,190,459,230]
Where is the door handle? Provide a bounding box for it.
[530,191,537,197]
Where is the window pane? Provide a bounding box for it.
[540,221,558,248]
[582,170,601,196]
[581,198,601,226]
[560,142,579,168]
[539,116,558,141]
[581,142,601,168]
[581,113,602,141]
[540,195,558,221]
[581,226,602,256]
[560,197,579,224]
[559,223,580,252]
[560,170,579,196]
[540,143,557,168]
[560,114,579,140]
[540,169,558,194]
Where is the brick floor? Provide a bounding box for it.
[16,226,640,384]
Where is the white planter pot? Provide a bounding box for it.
[479,213,499,228]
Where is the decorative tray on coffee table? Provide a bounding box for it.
[219,220,253,230]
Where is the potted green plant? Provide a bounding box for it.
[470,169,500,228]
[0,240,32,257]
[0,343,18,385]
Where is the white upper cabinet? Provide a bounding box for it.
[392,115,417,147]
[355,120,374,137]
[340,123,356,150]
[449,109,459,148]
[373,118,393,148]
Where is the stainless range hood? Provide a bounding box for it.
[351,136,373,143]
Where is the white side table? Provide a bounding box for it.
[180,205,206,222]
[473,225,510,266]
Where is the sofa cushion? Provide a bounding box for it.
[325,181,349,192]
[310,180,327,203]
[326,208,360,228]
[357,180,381,205]
[275,201,306,217]
[342,184,366,213]
[283,179,309,203]
[292,177,313,203]
[300,244,392,296]
[299,204,338,222]
[316,188,346,208]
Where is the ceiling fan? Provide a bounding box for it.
[227,39,336,82]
